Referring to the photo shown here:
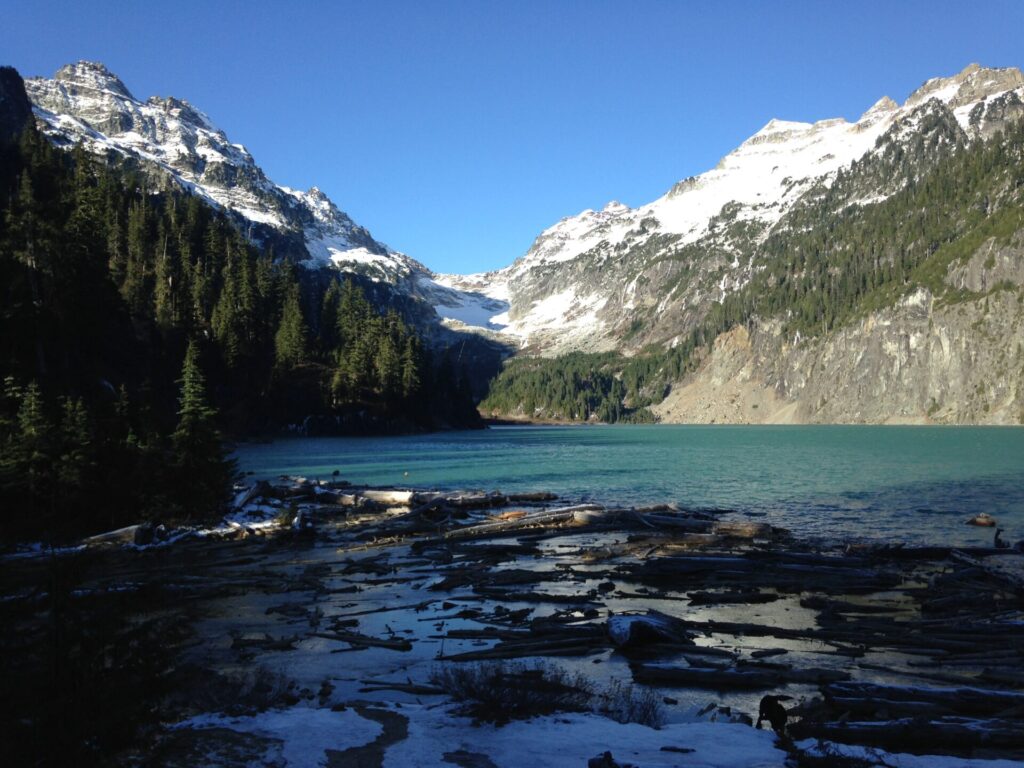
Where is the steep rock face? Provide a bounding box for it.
[654,234,1024,425]
[0,66,32,144]
[947,231,1024,292]
[464,64,1024,354]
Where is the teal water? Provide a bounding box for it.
[233,425,1024,546]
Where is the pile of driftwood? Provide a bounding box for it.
[247,478,778,543]
[10,475,1021,763]
[314,478,1022,759]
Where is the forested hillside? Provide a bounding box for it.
[482,112,1024,423]
[0,68,478,539]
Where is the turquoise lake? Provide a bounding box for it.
[233,425,1024,546]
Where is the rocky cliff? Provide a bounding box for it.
[0,66,32,145]
[654,234,1024,425]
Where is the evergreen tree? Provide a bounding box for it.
[401,335,421,399]
[319,279,341,352]
[17,381,53,502]
[274,281,307,369]
[56,397,93,502]
[171,341,235,518]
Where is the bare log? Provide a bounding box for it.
[313,630,413,651]
[631,663,781,690]
[360,489,416,506]
[824,681,1024,716]
[790,716,1024,752]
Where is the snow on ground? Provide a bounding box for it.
[638,112,890,247]
[170,701,1024,767]
[326,246,393,271]
[385,708,786,768]
[167,704,1024,768]
[429,272,512,331]
[172,702,787,768]
[501,289,609,351]
[173,706,382,768]
[435,272,511,303]
[230,205,285,228]
[433,294,509,330]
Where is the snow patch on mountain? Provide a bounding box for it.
[429,273,510,331]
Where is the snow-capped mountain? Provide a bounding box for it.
[21,62,1024,358]
[23,61,506,335]
[446,63,1024,354]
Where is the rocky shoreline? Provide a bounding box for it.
[2,478,1023,767]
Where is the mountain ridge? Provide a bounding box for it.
[23,60,513,347]
[16,60,1024,424]
[445,63,1024,356]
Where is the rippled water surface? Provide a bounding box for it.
[233,425,1024,546]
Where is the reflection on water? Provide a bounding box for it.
[233,425,1024,546]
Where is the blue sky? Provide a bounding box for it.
[4,1,1023,273]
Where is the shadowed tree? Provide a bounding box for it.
[274,281,308,369]
[171,341,236,519]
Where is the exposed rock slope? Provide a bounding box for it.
[654,234,1024,425]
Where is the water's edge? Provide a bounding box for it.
[233,425,1024,547]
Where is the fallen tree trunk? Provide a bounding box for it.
[313,630,413,651]
[823,681,1024,716]
[443,505,604,540]
[790,716,1024,752]
[631,663,781,690]
[507,491,558,502]
[360,489,416,506]
[951,549,1024,589]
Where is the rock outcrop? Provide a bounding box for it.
[0,66,32,144]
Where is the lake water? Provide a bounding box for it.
[233,425,1024,546]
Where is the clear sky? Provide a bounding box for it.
[4,1,1023,274]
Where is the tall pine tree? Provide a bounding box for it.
[171,341,235,519]
[274,281,308,369]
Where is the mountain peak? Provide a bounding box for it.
[743,118,814,147]
[860,96,898,121]
[53,60,134,99]
[906,63,1024,109]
